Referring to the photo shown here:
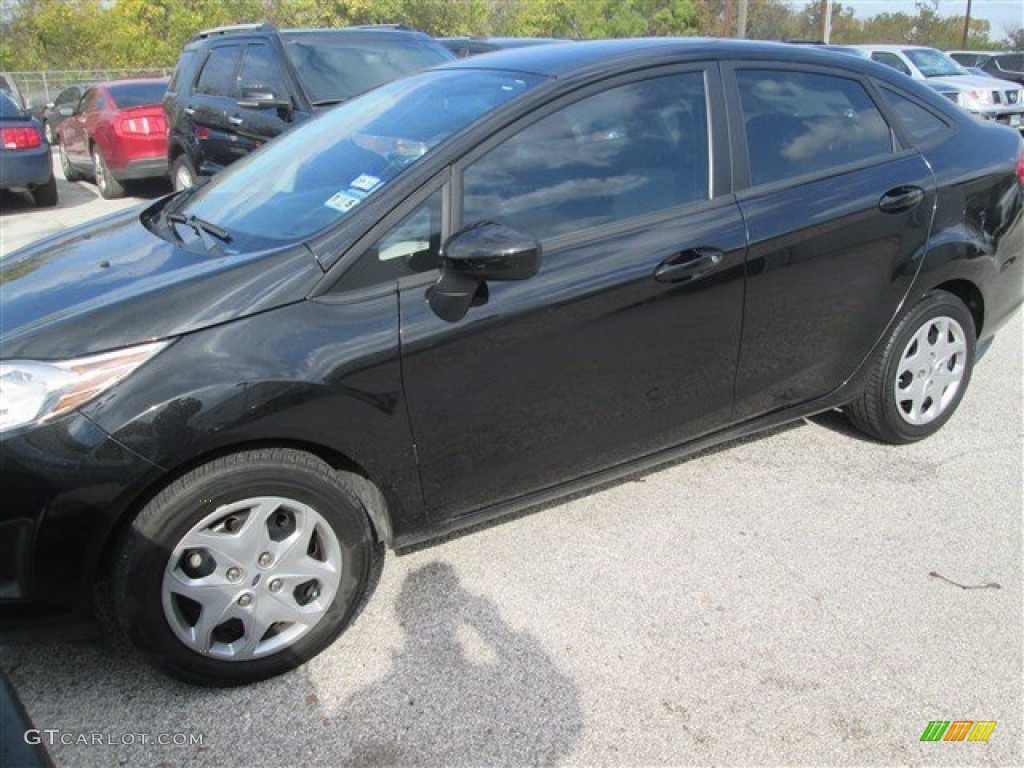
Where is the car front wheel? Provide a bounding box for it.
[113,448,379,686]
[846,291,976,444]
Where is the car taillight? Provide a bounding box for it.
[1,126,42,150]
[116,115,166,136]
[1018,151,1024,187]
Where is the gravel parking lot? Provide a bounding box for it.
[1,153,1021,767]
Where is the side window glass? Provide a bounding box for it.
[238,44,288,101]
[337,190,443,291]
[878,87,947,144]
[871,52,912,77]
[462,72,710,241]
[195,45,241,97]
[168,50,195,93]
[737,69,893,187]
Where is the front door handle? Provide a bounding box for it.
[228,115,243,126]
[878,185,924,214]
[654,248,724,284]
[184,107,196,116]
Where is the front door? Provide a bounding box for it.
[399,68,749,520]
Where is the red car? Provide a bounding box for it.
[56,78,168,199]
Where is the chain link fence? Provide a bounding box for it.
[7,68,173,110]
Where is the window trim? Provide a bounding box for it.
[721,61,908,194]
[451,63,725,251]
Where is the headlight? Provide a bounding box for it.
[0,340,168,434]
[959,90,993,109]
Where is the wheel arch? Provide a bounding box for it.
[930,279,984,338]
[94,438,394,587]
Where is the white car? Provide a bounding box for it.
[840,45,1024,131]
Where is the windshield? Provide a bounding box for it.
[175,69,543,248]
[283,35,454,104]
[108,81,167,109]
[905,49,967,78]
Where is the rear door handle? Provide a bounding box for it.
[879,185,924,214]
[654,248,724,284]
[228,115,243,126]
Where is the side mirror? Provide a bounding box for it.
[428,221,542,323]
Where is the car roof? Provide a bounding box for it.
[187,24,437,46]
[96,77,170,88]
[439,37,879,77]
[845,44,938,53]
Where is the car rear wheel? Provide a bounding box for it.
[171,154,197,192]
[59,142,83,182]
[92,145,125,199]
[113,448,380,686]
[31,173,58,207]
[846,291,975,444]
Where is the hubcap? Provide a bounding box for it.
[174,165,193,191]
[161,496,342,661]
[894,315,967,426]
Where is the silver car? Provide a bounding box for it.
[841,45,1024,131]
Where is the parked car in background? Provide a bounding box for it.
[164,22,454,191]
[42,83,90,143]
[841,45,1024,131]
[947,51,1024,85]
[56,78,169,199]
[437,36,569,58]
[3,39,1021,686]
[0,92,57,207]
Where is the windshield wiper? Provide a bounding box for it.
[166,212,232,252]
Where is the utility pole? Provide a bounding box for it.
[737,0,748,38]
[961,0,973,48]
[723,0,734,38]
[819,0,832,43]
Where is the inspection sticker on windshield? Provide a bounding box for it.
[350,174,382,192]
[324,191,363,213]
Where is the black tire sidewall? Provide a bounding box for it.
[878,293,976,442]
[116,454,374,686]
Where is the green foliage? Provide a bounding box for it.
[0,0,1007,72]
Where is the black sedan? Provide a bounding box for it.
[0,92,57,206]
[1,39,1021,686]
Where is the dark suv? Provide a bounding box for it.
[164,23,454,190]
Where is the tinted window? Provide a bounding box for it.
[55,87,81,106]
[238,44,289,101]
[108,81,167,109]
[737,70,892,186]
[878,87,947,144]
[167,50,196,93]
[178,69,540,248]
[340,190,443,291]
[195,45,241,97]
[283,36,452,104]
[994,54,1023,73]
[463,73,710,241]
[0,92,22,117]
[871,52,912,76]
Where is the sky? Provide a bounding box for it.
[809,1,1023,34]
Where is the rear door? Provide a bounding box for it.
[398,66,748,520]
[189,43,243,171]
[724,64,936,419]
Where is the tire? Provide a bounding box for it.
[846,291,976,444]
[113,448,380,686]
[59,142,83,182]
[92,145,125,199]
[171,154,197,192]
[31,172,58,207]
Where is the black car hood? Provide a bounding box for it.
[1,203,324,359]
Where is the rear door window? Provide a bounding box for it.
[878,86,949,145]
[195,45,242,97]
[736,69,893,186]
